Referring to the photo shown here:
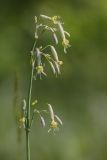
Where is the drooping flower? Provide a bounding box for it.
[57,22,71,53]
[34,48,47,79]
[62,38,71,53]
[36,65,47,78]
[51,16,60,24]
[47,104,63,133]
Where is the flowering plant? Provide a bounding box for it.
[19,14,70,160]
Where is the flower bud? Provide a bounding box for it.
[35,48,41,65]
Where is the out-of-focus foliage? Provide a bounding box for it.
[0,0,107,160]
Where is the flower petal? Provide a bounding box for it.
[48,104,54,121]
[55,115,63,126]
[50,46,59,62]
[40,116,46,128]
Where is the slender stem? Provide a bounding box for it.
[30,111,35,128]
[26,130,30,160]
[32,40,37,52]
[26,63,34,160]
[28,63,34,125]
[41,45,51,51]
[26,40,37,160]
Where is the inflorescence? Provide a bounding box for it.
[19,14,70,134]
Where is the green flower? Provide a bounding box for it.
[62,38,71,53]
[47,104,63,133]
[36,65,47,77]
[51,16,60,24]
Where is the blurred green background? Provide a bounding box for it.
[0,0,107,160]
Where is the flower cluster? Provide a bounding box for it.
[19,99,62,133]
[19,14,70,135]
[30,14,71,79]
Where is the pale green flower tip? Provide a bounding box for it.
[48,104,54,121]
[40,14,51,20]
[50,45,59,62]
[51,16,61,24]
[62,38,71,53]
[40,116,46,128]
[36,65,47,77]
[34,32,38,39]
[57,22,65,40]
[48,61,56,74]
[32,99,38,106]
[55,115,63,126]
[64,31,70,37]
[54,61,61,74]
[34,16,37,23]
[52,32,58,45]
[22,99,26,110]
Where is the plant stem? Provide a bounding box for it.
[26,63,34,160]
[26,39,37,160]
[26,129,30,160]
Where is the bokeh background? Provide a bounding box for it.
[0,0,107,160]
